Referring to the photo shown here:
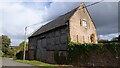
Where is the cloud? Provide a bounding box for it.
[1,2,80,46]
[87,2,118,35]
[1,2,118,46]
[98,33,119,41]
[1,0,119,2]
[43,2,80,21]
[2,2,46,45]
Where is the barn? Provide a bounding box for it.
[28,3,98,63]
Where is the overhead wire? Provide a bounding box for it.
[27,0,104,28]
[26,0,104,37]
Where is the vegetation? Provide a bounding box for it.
[98,35,120,43]
[53,35,120,64]
[67,42,102,61]
[0,50,4,56]
[67,41,120,62]
[98,39,109,43]
[0,35,28,58]
[0,35,12,57]
[118,35,120,41]
[54,50,67,64]
[15,59,72,68]
[15,41,28,59]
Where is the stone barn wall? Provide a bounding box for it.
[69,4,97,44]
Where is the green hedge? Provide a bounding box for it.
[53,39,120,64]
[0,50,4,56]
[54,50,67,64]
[67,42,120,61]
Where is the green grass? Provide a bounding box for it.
[15,59,72,68]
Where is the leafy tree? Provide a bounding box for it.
[0,35,11,54]
[118,35,120,42]
[111,37,118,42]
[15,41,28,59]
[17,41,28,52]
[111,35,120,42]
[98,39,109,43]
[0,50,4,56]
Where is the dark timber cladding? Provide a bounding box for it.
[29,8,78,50]
[28,7,78,61]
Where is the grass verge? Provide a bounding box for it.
[15,59,73,68]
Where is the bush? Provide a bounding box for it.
[0,50,4,56]
[16,51,23,59]
[67,42,120,61]
[54,50,67,64]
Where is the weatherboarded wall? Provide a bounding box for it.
[28,25,68,63]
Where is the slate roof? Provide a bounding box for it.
[30,7,78,37]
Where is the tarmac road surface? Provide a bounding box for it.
[1,58,40,68]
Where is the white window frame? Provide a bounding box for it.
[82,19,87,28]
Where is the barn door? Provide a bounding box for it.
[36,38,47,61]
[36,39,42,60]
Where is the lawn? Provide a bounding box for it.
[15,59,73,68]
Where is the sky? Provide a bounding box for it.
[0,0,119,46]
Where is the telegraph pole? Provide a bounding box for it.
[23,27,27,60]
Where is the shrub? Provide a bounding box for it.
[67,42,119,62]
[54,50,67,64]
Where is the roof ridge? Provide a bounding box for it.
[30,6,80,37]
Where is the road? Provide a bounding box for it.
[1,58,40,68]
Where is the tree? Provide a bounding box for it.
[17,41,28,52]
[118,35,120,42]
[111,37,118,42]
[15,41,28,59]
[111,35,120,42]
[0,35,11,54]
[98,39,109,43]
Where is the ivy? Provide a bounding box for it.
[67,41,120,61]
[54,35,120,64]
[105,43,120,58]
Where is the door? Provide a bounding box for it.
[90,34,95,43]
[36,38,47,61]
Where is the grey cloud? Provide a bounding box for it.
[3,2,118,46]
[43,2,80,21]
[87,2,118,35]
[41,2,118,35]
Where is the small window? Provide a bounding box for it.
[83,36,85,43]
[80,19,82,26]
[82,20,87,28]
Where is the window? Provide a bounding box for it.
[82,20,87,28]
[80,19,82,26]
[83,36,85,43]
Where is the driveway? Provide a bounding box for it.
[1,58,40,68]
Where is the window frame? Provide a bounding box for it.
[82,19,87,28]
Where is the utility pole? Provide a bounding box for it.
[23,27,27,60]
